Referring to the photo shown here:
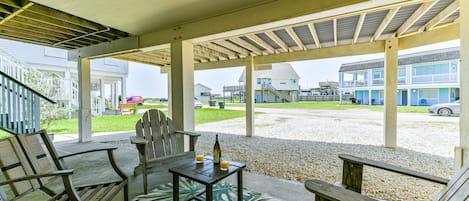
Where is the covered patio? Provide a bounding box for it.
[0,0,468,200]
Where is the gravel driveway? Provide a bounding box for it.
[195,107,459,200]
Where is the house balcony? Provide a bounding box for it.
[342,80,367,88]
[411,73,458,84]
[372,77,406,86]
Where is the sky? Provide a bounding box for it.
[126,40,460,99]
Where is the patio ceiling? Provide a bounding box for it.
[0,0,129,49]
[111,0,460,68]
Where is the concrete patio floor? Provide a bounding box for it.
[53,131,312,201]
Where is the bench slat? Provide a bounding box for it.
[339,154,449,185]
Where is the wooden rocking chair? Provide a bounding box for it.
[130,109,201,194]
[0,130,128,201]
[305,154,468,201]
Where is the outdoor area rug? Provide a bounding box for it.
[133,179,281,201]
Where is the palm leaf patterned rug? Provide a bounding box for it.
[133,179,280,201]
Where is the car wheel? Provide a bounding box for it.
[438,108,452,116]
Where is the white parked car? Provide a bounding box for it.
[194,98,203,109]
[428,100,460,116]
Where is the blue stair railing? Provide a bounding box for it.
[0,70,56,135]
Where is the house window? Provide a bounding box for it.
[291,79,296,84]
[257,78,261,84]
[418,88,438,105]
[280,82,286,84]
[373,71,383,79]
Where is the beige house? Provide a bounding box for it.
[239,63,300,103]
[194,83,211,102]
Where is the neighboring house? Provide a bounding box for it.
[194,83,211,102]
[0,39,129,115]
[311,81,339,95]
[339,47,459,106]
[239,63,300,103]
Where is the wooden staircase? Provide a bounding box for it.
[261,83,292,102]
[0,70,55,135]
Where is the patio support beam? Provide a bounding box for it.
[383,37,398,148]
[171,40,195,152]
[245,56,255,137]
[458,0,469,167]
[78,57,92,143]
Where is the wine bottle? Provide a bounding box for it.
[213,134,221,165]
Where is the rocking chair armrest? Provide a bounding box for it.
[175,130,201,137]
[0,170,74,186]
[304,179,376,201]
[130,136,148,145]
[57,147,118,160]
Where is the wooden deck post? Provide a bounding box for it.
[341,160,364,193]
[78,57,92,143]
[459,0,469,167]
[171,40,195,152]
[246,56,255,137]
[384,38,398,148]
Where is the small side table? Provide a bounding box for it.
[169,158,246,201]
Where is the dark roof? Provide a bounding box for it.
[339,47,460,72]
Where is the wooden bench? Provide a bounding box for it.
[304,154,467,201]
[0,130,128,201]
[130,109,201,194]
[119,103,134,114]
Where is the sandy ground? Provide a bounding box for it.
[194,107,459,200]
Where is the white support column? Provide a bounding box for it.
[384,38,398,148]
[407,88,411,106]
[368,89,372,105]
[99,79,105,114]
[458,0,469,167]
[121,77,127,104]
[167,71,172,118]
[246,56,255,137]
[171,40,194,152]
[78,58,92,143]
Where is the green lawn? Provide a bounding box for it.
[46,108,250,134]
[137,104,168,109]
[226,101,428,113]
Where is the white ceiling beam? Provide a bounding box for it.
[396,1,438,36]
[422,0,459,31]
[213,40,250,57]
[285,27,306,50]
[246,34,276,54]
[399,23,458,49]
[353,13,366,44]
[308,23,322,48]
[230,37,263,56]
[197,23,459,70]
[371,7,400,41]
[202,43,239,59]
[333,19,338,46]
[264,30,291,52]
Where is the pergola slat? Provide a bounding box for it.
[422,0,459,31]
[372,7,400,41]
[396,0,438,36]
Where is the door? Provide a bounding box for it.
[402,90,408,106]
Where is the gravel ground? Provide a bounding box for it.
[195,107,459,201]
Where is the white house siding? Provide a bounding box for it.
[194,84,211,102]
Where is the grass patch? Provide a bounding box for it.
[137,104,168,109]
[225,101,428,113]
[45,108,251,134]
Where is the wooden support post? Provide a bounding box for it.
[459,0,469,167]
[384,38,398,148]
[171,40,195,152]
[78,57,92,143]
[246,56,255,137]
[341,160,364,193]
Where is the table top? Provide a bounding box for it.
[169,158,246,185]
